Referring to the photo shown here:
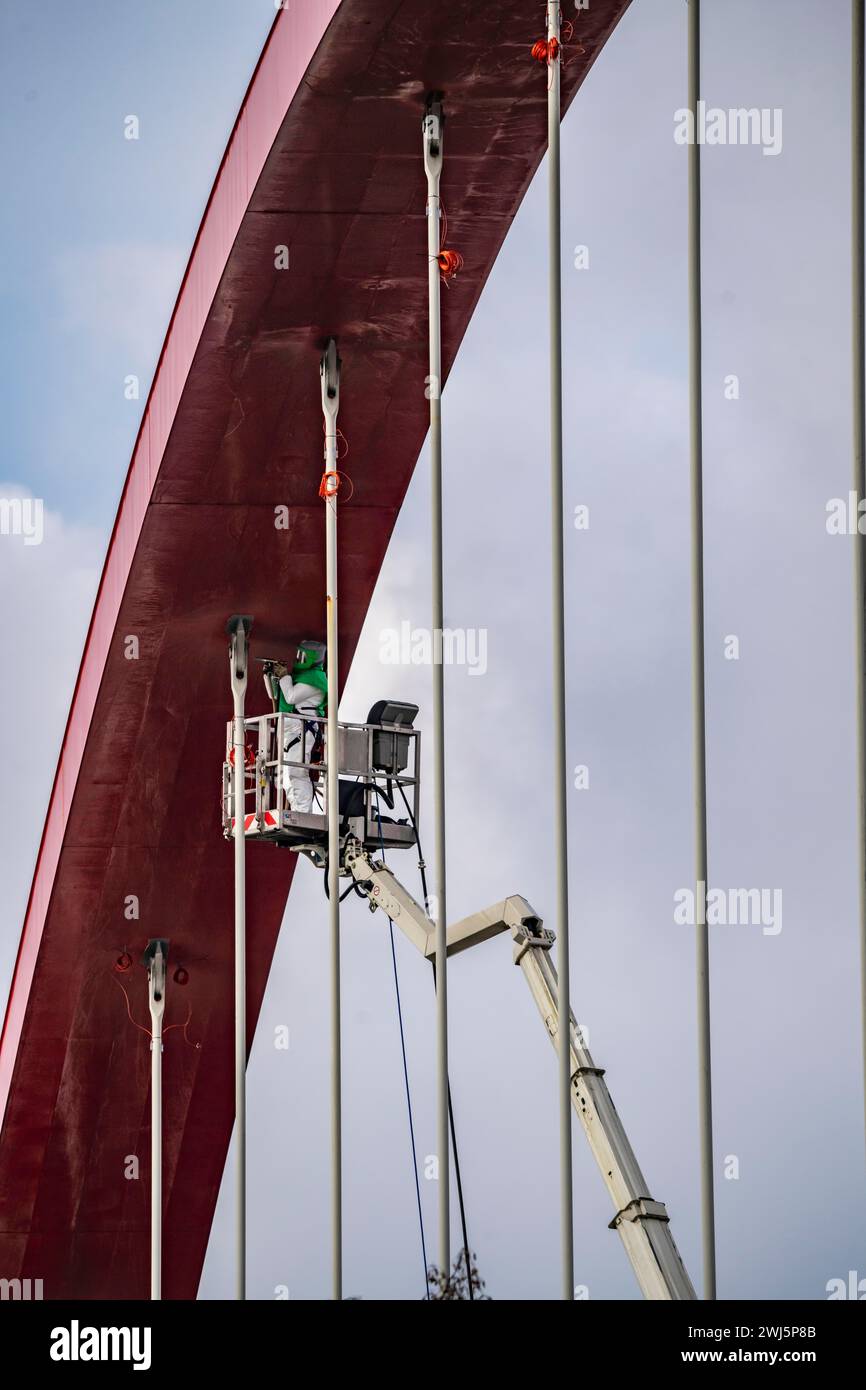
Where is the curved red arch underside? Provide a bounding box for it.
[0,0,631,1298]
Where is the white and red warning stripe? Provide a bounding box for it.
[229,810,279,835]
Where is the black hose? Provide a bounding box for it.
[397,783,474,1298]
[322,853,361,903]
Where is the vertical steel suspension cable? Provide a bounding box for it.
[687,0,717,1301]
[423,96,451,1278]
[321,341,343,1301]
[227,616,250,1301]
[545,0,574,1302]
[851,0,866,1180]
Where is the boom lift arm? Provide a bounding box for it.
[343,841,697,1301]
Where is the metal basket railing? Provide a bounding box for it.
[222,711,420,839]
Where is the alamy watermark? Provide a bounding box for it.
[50,1321,151,1371]
[0,495,43,545]
[0,1276,43,1299]
[379,622,487,676]
[826,1271,866,1299]
[826,492,866,534]
[674,882,782,936]
[674,102,783,158]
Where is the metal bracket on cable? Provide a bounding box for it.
[143,938,169,1013]
[422,93,444,182]
[320,338,340,411]
[227,615,252,691]
[319,340,341,499]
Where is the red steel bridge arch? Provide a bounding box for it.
[0,0,631,1298]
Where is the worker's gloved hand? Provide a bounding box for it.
[272,662,288,681]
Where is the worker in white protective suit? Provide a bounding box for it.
[266,640,328,813]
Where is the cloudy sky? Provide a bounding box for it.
[2,0,865,1300]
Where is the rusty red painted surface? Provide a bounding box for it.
[0,0,631,1298]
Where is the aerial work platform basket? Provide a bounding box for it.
[222,700,420,854]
